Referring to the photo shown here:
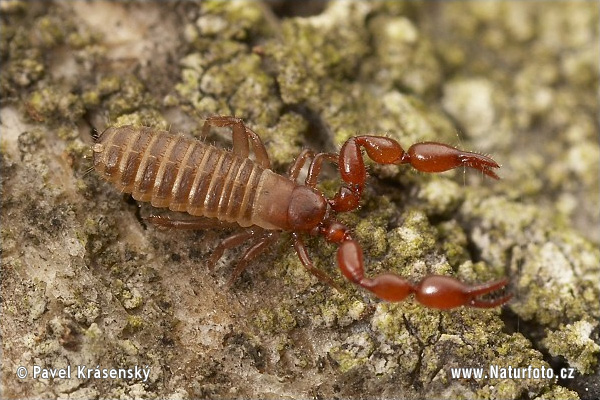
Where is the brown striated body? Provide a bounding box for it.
[93,126,296,230]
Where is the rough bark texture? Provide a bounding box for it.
[2,2,598,399]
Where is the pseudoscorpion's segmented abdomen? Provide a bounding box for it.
[93,126,264,226]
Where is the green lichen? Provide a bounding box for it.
[354,220,387,258]
[174,1,281,147]
[34,14,69,46]
[363,298,560,396]
[1,5,99,126]
[113,110,168,131]
[1,13,46,94]
[1,57,45,92]
[365,14,441,95]
[81,89,100,108]
[104,75,156,120]
[536,386,580,400]
[437,220,470,268]
[312,295,368,329]
[271,246,317,292]
[177,49,280,124]
[97,75,121,97]
[329,332,375,373]
[542,320,600,374]
[464,195,599,328]
[261,112,307,167]
[81,75,121,109]
[65,139,92,176]
[196,0,267,41]
[16,128,44,156]
[63,300,100,326]
[25,86,85,123]
[417,179,464,218]
[120,287,144,311]
[253,306,297,334]
[264,3,370,107]
[55,125,78,141]
[125,315,144,333]
[384,209,440,275]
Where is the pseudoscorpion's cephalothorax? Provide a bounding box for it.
[93,116,511,309]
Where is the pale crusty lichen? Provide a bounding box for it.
[174,0,287,162]
[329,331,375,373]
[2,1,598,400]
[542,320,600,374]
[461,194,600,327]
[365,12,442,95]
[252,306,297,335]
